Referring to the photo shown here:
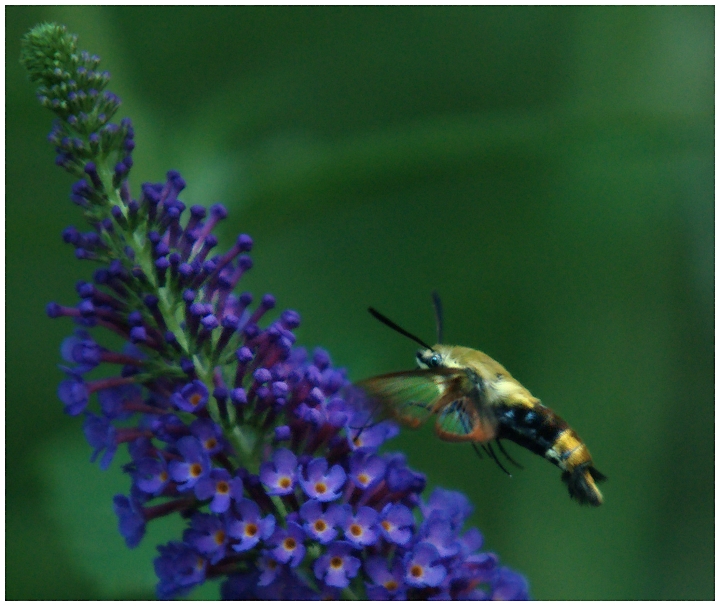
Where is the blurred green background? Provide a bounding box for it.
[6,6,714,600]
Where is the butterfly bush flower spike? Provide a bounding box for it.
[23,22,530,600]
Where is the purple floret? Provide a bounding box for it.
[259,448,298,496]
[349,450,386,490]
[154,541,207,599]
[193,468,244,513]
[403,542,446,588]
[168,436,211,491]
[419,516,461,558]
[133,456,170,496]
[83,412,117,470]
[226,498,276,552]
[183,513,228,564]
[58,373,89,416]
[365,555,407,600]
[299,500,343,544]
[313,541,361,588]
[171,380,209,413]
[113,494,146,548]
[379,502,415,546]
[299,458,346,502]
[268,521,306,567]
[190,418,226,456]
[422,487,473,530]
[340,505,380,548]
[60,330,101,371]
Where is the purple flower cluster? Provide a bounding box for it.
[49,171,529,599]
[26,23,529,601]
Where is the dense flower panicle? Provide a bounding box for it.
[26,22,530,600]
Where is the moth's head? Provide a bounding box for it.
[416,347,443,369]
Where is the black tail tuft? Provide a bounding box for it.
[561,464,606,506]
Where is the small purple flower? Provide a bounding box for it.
[385,453,427,494]
[154,541,207,599]
[313,541,361,588]
[113,494,146,548]
[83,412,117,470]
[97,383,140,419]
[259,448,297,496]
[168,436,211,491]
[457,527,483,556]
[58,373,89,415]
[194,468,244,513]
[226,498,275,552]
[268,521,306,567]
[422,487,472,530]
[490,567,531,600]
[183,513,228,564]
[420,516,460,558]
[365,555,407,600]
[403,542,446,588]
[257,551,282,586]
[340,505,380,548]
[171,380,209,412]
[133,456,170,496]
[349,450,386,491]
[298,500,343,544]
[346,415,399,450]
[60,330,101,371]
[379,502,415,546]
[190,418,225,456]
[299,457,346,502]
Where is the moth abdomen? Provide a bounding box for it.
[497,402,606,506]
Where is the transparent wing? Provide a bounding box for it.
[357,368,461,428]
[358,367,497,445]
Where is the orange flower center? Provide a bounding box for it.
[381,520,391,531]
[159,471,168,482]
[314,520,327,532]
[216,481,229,494]
[349,524,362,537]
[245,523,258,537]
[410,565,423,578]
[314,482,327,494]
[279,477,292,489]
[214,530,226,545]
[384,580,399,591]
[330,556,343,569]
[357,473,370,486]
[189,393,202,407]
[204,438,217,450]
[189,463,203,477]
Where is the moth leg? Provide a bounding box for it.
[495,439,524,469]
[470,442,484,461]
[483,442,512,477]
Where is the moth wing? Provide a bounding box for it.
[358,368,464,429]
[434,395,498,443]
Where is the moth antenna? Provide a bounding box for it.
[431,291,444,344]
[368,307,435,351]
[483,442,512,477]
[496,439,524,469]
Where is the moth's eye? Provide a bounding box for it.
[428,354,441,368]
